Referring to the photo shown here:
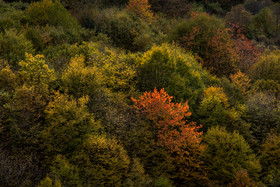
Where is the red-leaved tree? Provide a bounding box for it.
[132,88,207,184]
[229,24,263,72]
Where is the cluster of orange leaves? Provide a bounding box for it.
[132,88,206,181]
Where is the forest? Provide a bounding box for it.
[0,0,280,186]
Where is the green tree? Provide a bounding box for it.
[0,29,34,68]
[26,0,78,29]
[249,49,280,83]
[203,126,261,184]
[61,55,102,98]
[137,43,217,108]
[251,79,280,98]
[74,135,130,186]
[226,5,252,32]
[249,7,276,39]
[45,155,82,187]
[246,92,280,147]
[40,92,102,160]
[197,86,247,133]
[261,133,280,186]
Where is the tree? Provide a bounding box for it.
[149,0,191,17]
[124,158,152,186]
[74,135,130,186]
[197,86,246,132]
[0,29,34,68]
[203,126,261,185]
[251,79,280,98]
[249,49,280,83]
[126,0,154,22]
[226,5,252,32]
[40,92,102,161]
[61,55,102,98]
[246,92,280,149]
[261,133,280,185]
[230,70,251,96]
[19,53,55,93]
[42,155,82,187]
[230,26,263,72]
[26,0,78,29]
[132,88,207,185]
[228,169,257,187]
[170,12,239,76]
[205,0,245,12]
[137,43,217,108]
[249,7,276,39]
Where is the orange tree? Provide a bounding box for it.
[132,88,207,185]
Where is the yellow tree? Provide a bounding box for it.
[126,0,154,22]
[230,70,251,96]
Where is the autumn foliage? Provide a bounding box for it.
[229,24,263,72]
[126,0,154,21]
[132,88,207,183]
[174,13,262,76]
[230,70,251,96]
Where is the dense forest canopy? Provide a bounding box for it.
[0,0,280,186]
